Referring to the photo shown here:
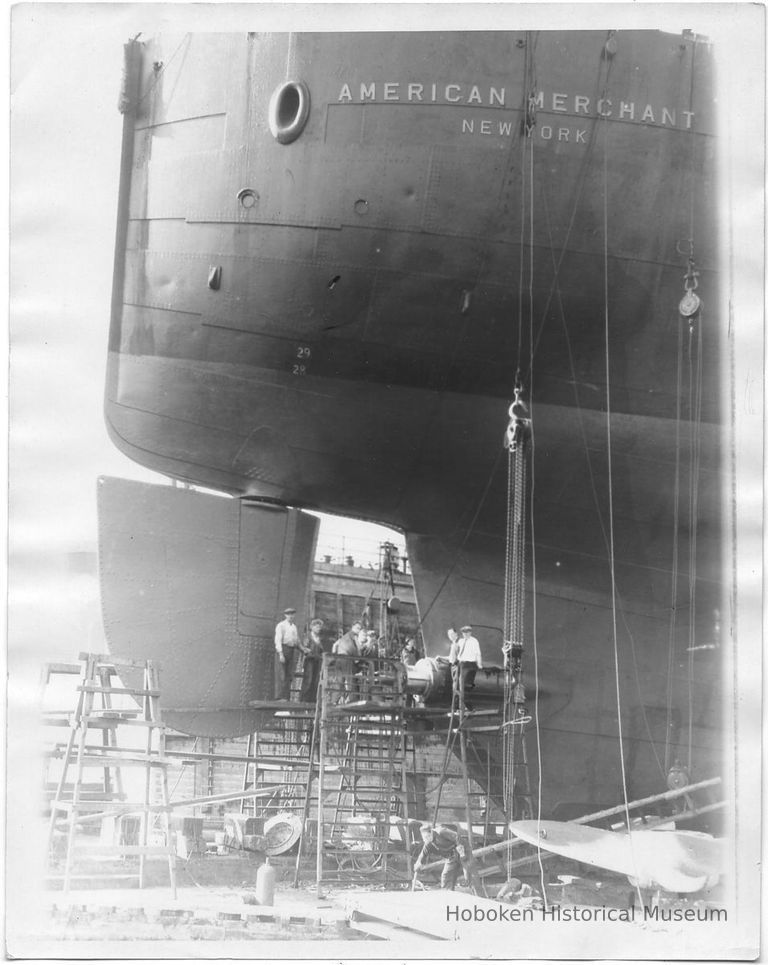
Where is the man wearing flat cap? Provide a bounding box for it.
[274,607,300,700]
[456,625,483,710]
[299,617,325,703]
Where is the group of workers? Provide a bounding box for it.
[273,608,422,702]
[275,607,486,707]
[274,608,533,898]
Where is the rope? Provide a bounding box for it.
[601,93,645,910]
[502,440,527,848]
[687,42,698,256]
[602,101,626,817]
[684,40,702,773]
[687,315,704,769]
[502,34,538,885]
[516,91,528,374]
[665,318,685,772]
[524,40,615,383]
[539,186,666,781]
[524,122,550,905]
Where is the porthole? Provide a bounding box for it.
[237,188,259,209]
[354,199,369,216]
[269,80,311,144]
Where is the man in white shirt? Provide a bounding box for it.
[274,607,300,700]
[456,625,483,710]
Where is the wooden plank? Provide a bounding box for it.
[43,663,82,676]
[326,702,405,715]
[87,710,142,719]
[79,685,160,697]
[347,916,417,941]
[248,700,317,712]
[168,785,290,809]
[50,800,151,813]
[52,785,295,825]
[57,742,164,756]
[78,718,159,729]
[78,755,170,767]
[77,652,159,670]
[346,890,492,940]
[164,749,299,765]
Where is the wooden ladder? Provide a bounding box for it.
[45,653,176,895]
[315,654,413,889]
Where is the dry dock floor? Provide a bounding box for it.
[10,838,731,958]
[10,869,733,961]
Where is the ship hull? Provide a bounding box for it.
[104,30,725,811]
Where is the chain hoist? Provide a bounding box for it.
[678,250,701,325]
[501,385,533,827]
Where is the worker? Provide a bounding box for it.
[274,607,301,700]
[333,621,362,657]
[456,625,483,710]
[413,824,466,890]
[357,630,373,657]
[332,621,362,700]
[400,637,419,666]
[496,877,533,903]
[299,617,325,703]
[358,628,377,657]
[356,629,379,699]
[447,627,460,686]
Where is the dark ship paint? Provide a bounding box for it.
[102,31,723,811]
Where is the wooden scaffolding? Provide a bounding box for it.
[44,653,176,894]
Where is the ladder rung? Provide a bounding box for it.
[47,794,126,805]
[85,710,142,718]
[48,786,127,797]
[78,717,162,729]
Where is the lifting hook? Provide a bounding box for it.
[505,386,531,452]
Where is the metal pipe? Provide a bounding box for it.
[60,785,291,824]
